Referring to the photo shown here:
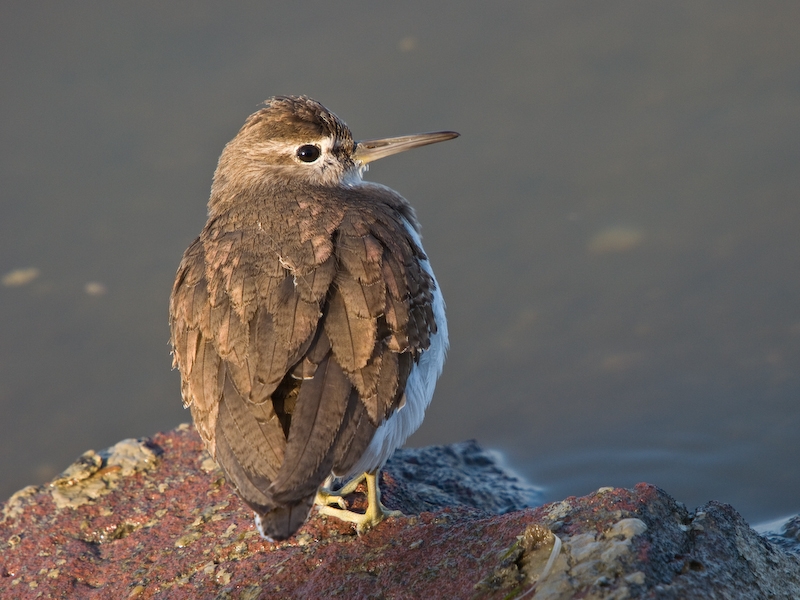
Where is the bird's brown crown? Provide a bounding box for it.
[235,96,356,153]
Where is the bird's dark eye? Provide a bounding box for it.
[296,144,321,163]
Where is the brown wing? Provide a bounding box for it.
[169,199,436,540]
[324,209,436,426]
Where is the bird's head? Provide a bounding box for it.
[208,96,458,215]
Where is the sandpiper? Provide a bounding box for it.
[169,96,457,540]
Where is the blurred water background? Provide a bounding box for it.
[2,2,799,524]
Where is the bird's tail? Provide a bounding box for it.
[253,495,316,541]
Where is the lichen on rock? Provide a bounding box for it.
[50,438,160,509]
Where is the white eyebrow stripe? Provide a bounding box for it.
[252,138,328,157]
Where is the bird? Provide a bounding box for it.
[169,95,457,541]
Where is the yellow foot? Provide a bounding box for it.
[317,470,403,534]
[314,473,366,509]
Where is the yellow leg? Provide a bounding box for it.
[317,469,403,533]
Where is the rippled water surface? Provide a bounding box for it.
[2,2,799,523]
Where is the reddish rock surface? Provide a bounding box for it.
[1,425,799,599]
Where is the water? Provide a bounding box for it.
[2,2,799,524]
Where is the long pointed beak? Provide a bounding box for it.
[354,131,459,165]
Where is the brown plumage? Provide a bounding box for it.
[169,96,456,540]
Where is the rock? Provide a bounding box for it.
[1,425,799,599]
[758,515,800,557]
[383,440,543,515]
